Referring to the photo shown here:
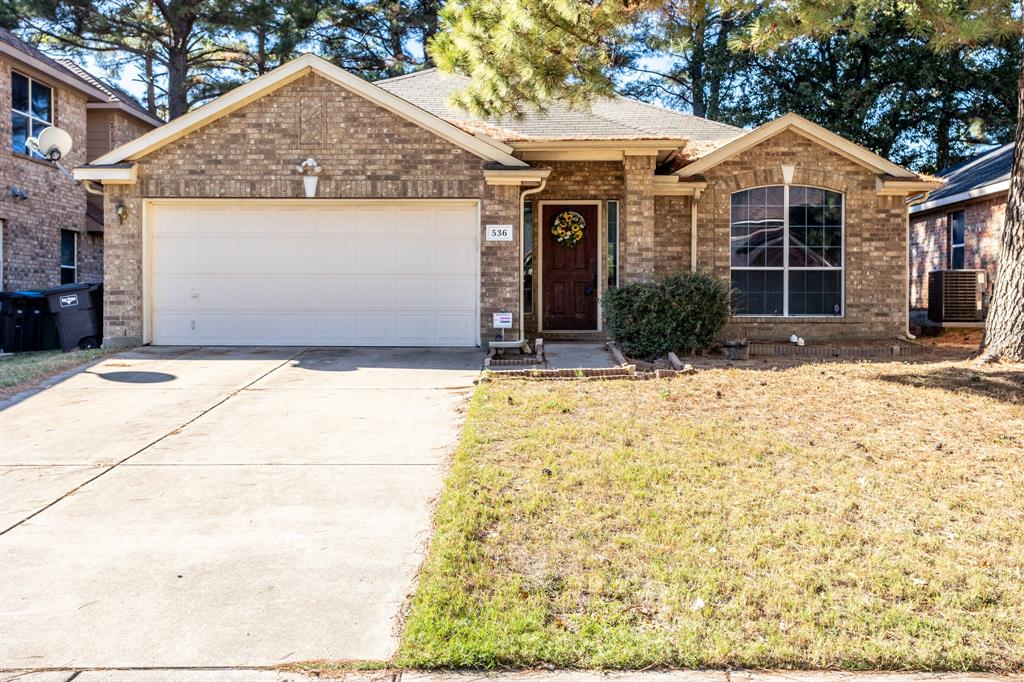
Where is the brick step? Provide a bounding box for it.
[533,330,611,343]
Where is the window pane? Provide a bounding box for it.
[789,270,842,315]
[12,72,29,112]
[12,112,28,154]
[949,211,965,246]
[524,202,534,312]
[31,81,52,121]
[606,201,618,288]
[951,245,965,269]
[60,230,76,267]
[60,267,76,285]
[732,269,783,316]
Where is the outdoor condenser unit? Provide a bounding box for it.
[927,269,987,322]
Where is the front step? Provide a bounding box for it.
[533,330,611,343]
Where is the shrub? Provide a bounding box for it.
[603,271,733,359]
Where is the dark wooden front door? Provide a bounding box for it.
[542,203,599,330]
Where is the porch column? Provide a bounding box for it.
[622,153,657,284]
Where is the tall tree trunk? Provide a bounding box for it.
[166,41,190,119]
[977,53,1024,362]
[144,51,157,115]
[689,21,707,118]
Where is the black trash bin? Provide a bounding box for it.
[0,291,47,353]
[42,283,103,352]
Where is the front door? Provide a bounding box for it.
[542,203,599,330]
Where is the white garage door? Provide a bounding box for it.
[149,201,479,346]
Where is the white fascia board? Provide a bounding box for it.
[909,179,1010,214]
[484,168,551,185]
[91,54,526,167]
[73,164,138,184]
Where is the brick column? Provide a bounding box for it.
[622,154,657,284]
[480,183,522,343]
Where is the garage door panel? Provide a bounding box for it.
[150,202,478,346]
[355,314,394,344]
[395,241,436,272]
[395,279,433,307]
[355,240,395,273]
[436,277,477,308]
[436,315,476,345]
[316,314,356,343]
[314,277,357,307]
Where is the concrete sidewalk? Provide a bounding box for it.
[1,669,1016,682]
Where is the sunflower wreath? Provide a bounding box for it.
[551,210,586,247]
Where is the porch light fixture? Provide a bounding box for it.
[295,158,323,198]
[115,202,128,223]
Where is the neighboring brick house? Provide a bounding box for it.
[908,143,1011,310]
[0,29,160,292]
[74,54,939,348]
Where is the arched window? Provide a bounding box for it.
[730,185,843,317]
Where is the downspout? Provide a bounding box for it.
[82,180,105,196]
[518,178,547,345]
[690,188,703,271]
[903,191,931,340]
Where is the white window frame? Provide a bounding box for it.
[730,184,845,318]
[60,229,77,284]
[607,200,620,288]
[948,210,966,270]
[11,70,53,159]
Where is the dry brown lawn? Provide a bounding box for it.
[398,346,1024,671]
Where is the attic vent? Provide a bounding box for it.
[928,270,986,322]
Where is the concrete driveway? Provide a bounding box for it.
[0,346,483,672]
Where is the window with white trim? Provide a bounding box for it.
[11,71,52,158]
[60,229,77,284]
[948,211,965,269]
[730,185,843,317]
[607,200,619,287]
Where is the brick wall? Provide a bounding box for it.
[0,56,101,290]
[909,194,1005,309]
[653,195,692,276]
[102,72,520,345]
[622,154,657,284]
[685,129,908,340]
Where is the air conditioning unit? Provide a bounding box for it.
[928,270,987,322]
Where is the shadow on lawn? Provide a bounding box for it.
[877,366,1024,405]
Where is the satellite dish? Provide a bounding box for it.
[30,126,73,161]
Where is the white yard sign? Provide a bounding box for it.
[492,312,513,329]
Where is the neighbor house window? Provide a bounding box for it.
[60,229,76,284]
[731,185,843,316]
[523,201,534,313]
[11,71,52,158]
[607,200,619,287]
[948,211,965,269]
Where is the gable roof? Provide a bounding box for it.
[375,68,743,145]
[0,29,160,127]
[88,53,527,168]
[674,112,919,179]
[909,143,1012,214]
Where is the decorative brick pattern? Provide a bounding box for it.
[676,129,909,340]
[621,154,657,283]
[0,57,102,290]
[102,72,519,345]
[909,194,1005,309]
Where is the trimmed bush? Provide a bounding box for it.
[603,271,733,359]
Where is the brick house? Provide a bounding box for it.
[0,28,160,291]
[908,143,1011,310]
[73,54,938,348]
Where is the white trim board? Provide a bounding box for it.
[87,54,526,169]
[909,179,1010,214]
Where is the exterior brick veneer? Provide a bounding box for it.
[101,73,521,346]
[657,129,909,340]
[1,58,102,290]
[909,194,1005,309]
[622,154,657,284]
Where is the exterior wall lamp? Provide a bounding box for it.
[295,158,323,198]
[115,203,128,224]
